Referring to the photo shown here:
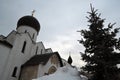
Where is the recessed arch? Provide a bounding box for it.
[48,66,57,74]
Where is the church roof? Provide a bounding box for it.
[17,16,40,33]
[0,40,13,48]
[22,52,63,67]
[0,35,13,48]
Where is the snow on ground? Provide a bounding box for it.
[33,66,87,80]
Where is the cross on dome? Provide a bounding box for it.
[32,10,35,16]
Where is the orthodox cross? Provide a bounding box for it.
[31,10,35,16]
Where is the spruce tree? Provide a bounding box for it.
[79,5,120,80]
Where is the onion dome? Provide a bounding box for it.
[67,55,73,65]
[17,16,40,32]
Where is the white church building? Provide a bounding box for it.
[0,15,64,80]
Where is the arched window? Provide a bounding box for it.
[21,41,26,53]
[48,66,57,74]
[25,30,27,33]
[12,67,17,77]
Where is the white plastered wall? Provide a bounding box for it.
[3,33,34,80]
[0,44,11,80]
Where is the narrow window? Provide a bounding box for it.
[41,49,43,54]
[12,67,17,77]
[32,33,35,39]
[25,30,27,33]
[35,46,38,55]
[22,41,26,53]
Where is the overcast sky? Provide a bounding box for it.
[0,0,120,67]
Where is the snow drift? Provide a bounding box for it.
[33,66,87,80]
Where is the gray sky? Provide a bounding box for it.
[0,0,120,67]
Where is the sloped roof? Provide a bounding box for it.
[0,35,13,48]
[0,40,13,48]
[23,52,63,67]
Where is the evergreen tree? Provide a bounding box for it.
[79,5,120,80]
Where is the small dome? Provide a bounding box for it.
[17,16,40,32]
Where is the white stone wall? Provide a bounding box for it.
[6,30,16,45]
[37,64,44,77]
[37,59,54,77]
[43,58,57,74]
[30,42,46,57]
[0,44,11,80]
[36,42,45,55]
[2,32,34,80]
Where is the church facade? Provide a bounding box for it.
[0,15,63,80]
